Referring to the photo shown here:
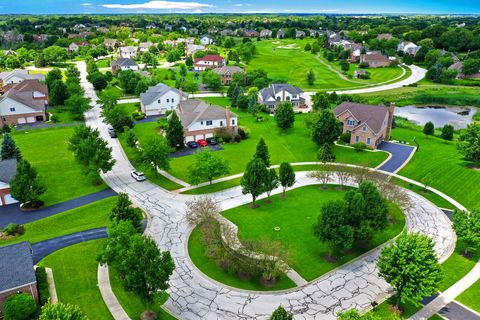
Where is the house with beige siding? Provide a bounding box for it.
[333,102,395,149]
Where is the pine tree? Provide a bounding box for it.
[1,133,21,160]
[166,112,185,149]
[254,138,270,167]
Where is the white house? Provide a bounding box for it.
[110,58,139,74]
[193,54,225,71]
[140,83,187,116]
[398,41,421,56]
[258,83,306,112]
[200,35,214,45]
[138,42,154,53]
[0,70,45,86]
[0,159,18,206]
[176,99,238,142]
[117,46,138,59]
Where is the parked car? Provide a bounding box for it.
[131,171,146,182]
[206,137,217,145]
[197,139,208,147]
[107,126,116,138]
[187,141,198,148]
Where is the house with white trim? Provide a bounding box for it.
[258,83,306,112]
[140,83,187,116]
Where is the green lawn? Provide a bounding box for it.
[118,102,140,115]
[39,239,113,320]
[457,278,480,313]
[96,58,111,68]
[12,127,107,206]
[109,267,177,320]
[0,197,116,246]
[393,127,480,210]
[47,106,83,124]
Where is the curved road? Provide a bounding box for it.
[77,61,453,319]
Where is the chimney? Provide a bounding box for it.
[386,102,395,140]
[225,106,231,133]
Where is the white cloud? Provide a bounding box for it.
[81,2,92,5]
[102,0,213,10]
[234,3,243,6]
[193,8,203,13]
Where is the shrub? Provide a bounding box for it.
[35,267,50,306]
[3,223,25,236]
[358,62,369,68]
[49,114,59,123]
[131,110,146,120]
[233,134,241,143]
[353,142,367,152]
[237,126,249,140]
[3,293,37,320]
[340,132,351,144]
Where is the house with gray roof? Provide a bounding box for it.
[333,102,395,149]
[176,99,238,142]
[0,69,45,86]
[0,242,38,314]
[140,83,187,116]
[110,58,139,74]
[213,66,244,85]
[258,83,306,112]
[0,158,17,206]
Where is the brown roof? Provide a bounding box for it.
[3,79,48,95]
[2,80,47,111]
[177,99,236,128]
[212,66,244,76]
[333,102,388,135]
[363,51,389,64]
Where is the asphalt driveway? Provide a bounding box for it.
[170,144,224,158]
[377,141,416,173]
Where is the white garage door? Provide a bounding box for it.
[27,117,35,123]
[205,133,213,139]
[4,194,18,205]
[185,136,194,142]
[17,118,26,124]
[195,134,204,141]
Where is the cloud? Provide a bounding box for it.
[81,2,92,5]
[102,0,213,10]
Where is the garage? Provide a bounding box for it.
[3,194,18,205]
[195,134,204,141]
[205,133,214,139]
[26,117,35,123]
[185,136,194,142]
[17,118,26,124]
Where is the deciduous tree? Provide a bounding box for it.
[141,137,172,177]
[241,157,268,207]
[274,102,295,130]
[188,148,230,185]
[110,193,143,231]
[452,208,480,255]
[270,306,293,320]
[10,159,46,208]
[440,124,454,142]
[264,168,279,201]
[254,138,270,167]
[458,123,480,163]
[278,162,295,196]
[312,109,342,146]
[423,121,434,137]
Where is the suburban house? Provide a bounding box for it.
[0,158,17,206]
[189,28,199,35]
[244,30,259,38]
[200,35,214,45]
[194,54,225,71]
[0,79,48,125]
[140,83,187,116]
[220,29,234,37]
[176,99,238,142]
[0,70,45,86]
[117,46,138,59]
[349,43,364,62]
[376,33,393,40]
[0,241,38,316]
[139,42,154,53]
[296,30,306,38]
[360,51,390,68]
[258,83,306,112]
[186,43,205,56]
[68,41,90,52]
[397,41,420,56]
[103,38,118,49]
[213,66,244,85]
[354,69,367,78]
[449,61,480,79]
[276,29,286,39]
[333,101,395,148]
[110,58,139,74]
[260,29,272,38]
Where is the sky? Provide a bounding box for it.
[1,0,479,15]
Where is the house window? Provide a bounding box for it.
[220,121,223,126]
[166,98,170,103]
[355,136,359,142]
[292,95,297,99]
[206,120,213,126]
[347,119,355,126]
[276,97,281,101]
[171,98,174,103]
[367,138,371,145]
[201,121,203,125]
[286,96,291,101]
[232,119,235,125]
[362,126,367,132]
[10,107,15,112]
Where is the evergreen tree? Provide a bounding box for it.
[241,157,268,207]
[254,138,270,167]
[166,112,185,149]
[440,124,454,141]
[278,162,295,196]
[423,121,435,137]
[264,168,279,200]
[39,302,87,320]
[274,102,295,130]
[306,69,316,85]
[318,143,336,163]
[1,133,21,160]
[10,159,47,207]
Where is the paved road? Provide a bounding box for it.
[78,61,455,319]
[439,301,480,320]
[377,142,416,173]
[0,188,117,228]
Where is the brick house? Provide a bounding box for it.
[194,54,225,71]
[360,51,390,68]
[0,79,48,125]
[333,102,395,149]
[0,158,17,206]
[0,242,38,317]
[176,99,238,142]
[449,61,480,79]
[258,83,306,112]
[212,66,244,85]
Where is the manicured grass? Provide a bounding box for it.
[150,68,201,90]
[109,267,177,320]
[118,102,140,115]
[367,296,423,319]
[39,239,113,320]
[12,127,107,206]
[181,177,243,195]
[438,240,479,291]
[47,106,83,123]
[188,225,297,291]
[457,278,480,313]
[0,197,116,246]
[221,185,405,281]
[393,127,480,210]
[96,58,111,68]
[391,178,455,210]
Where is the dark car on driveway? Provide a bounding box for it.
[206,137,217,145]
[187,141,198,148]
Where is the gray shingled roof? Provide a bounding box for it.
[0,69,45,83]
[0,159,17,183]
[259,83,304,102]
[140,83,185,105]
[112,58,138,68]
[213,66,244,76]
[0,242,36,293]
[333,102,388,134]
[176,99,237,128]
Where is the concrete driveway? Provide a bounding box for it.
[377,141,416,173]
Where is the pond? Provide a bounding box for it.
[394,105,477,129]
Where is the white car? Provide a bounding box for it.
[131,171,146,182]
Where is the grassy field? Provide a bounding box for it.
[118,102,140,115]
[47,106,83,124]
[392,127,480,210]
[109,267,177,320]
[39,240,113,320]
[96,58,111,68]
[221,185,405,281]
[12,127,107,206]
[0,197,116,246]
[457,279,480,313]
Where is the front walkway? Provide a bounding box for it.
[0,188,117,228]
[377,141,416,173]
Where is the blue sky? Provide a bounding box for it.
[1,0,479,14]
